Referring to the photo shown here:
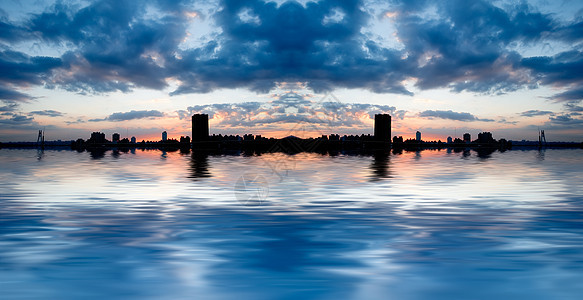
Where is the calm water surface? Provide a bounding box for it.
[1,148,582,299]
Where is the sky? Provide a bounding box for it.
[1,0,583,142]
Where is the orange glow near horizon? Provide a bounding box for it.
[41,108,543,144]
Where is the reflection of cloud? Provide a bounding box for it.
[419,110,493,122]
[177,92,402,131]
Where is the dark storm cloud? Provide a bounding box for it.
[0,50,62,101]
[520,110,554,117]
[169,0,414,94]
[29,110,64,117]
[13,0,188,94]
[0,0,582,99]
[392,0,583,95]
[419,110,493,122]
[0,18,32,42]
[89,110,164,122]
[0,102,18,112]
[521,51,583,91]
[0,113,35,126]
[549,86,583,103]
[548,113,583,127]
[0,87,34,102]
[565,103,583,112]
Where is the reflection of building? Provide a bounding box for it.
[112,133,120,142]
[189,152,211,180]
[416,131,421,141]
[463,133,471,142]
[162,131,167,141]
[371,151,390,181]
[192,114,209,142]
[131,136,136,144]
[374,114,391,142]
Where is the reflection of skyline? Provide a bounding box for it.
[1,148,583,299]
[80,147,508,181]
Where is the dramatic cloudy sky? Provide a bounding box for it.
[1,0,583,142]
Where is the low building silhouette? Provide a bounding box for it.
[477,132,494,144]
[90,132,106,144]
[180,136,191,144]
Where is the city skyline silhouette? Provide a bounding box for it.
[2,1,583,299]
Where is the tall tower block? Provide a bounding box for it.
[192,114,209,142]
[374,114,391,142]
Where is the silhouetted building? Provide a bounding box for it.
[416,131,421,141]
[447,136,453,143]
[180,136,191,144]
[89,132,106,144]
[162,131,168,142]
[463,133,471,143]
[374,114,391,142]
[392,136,403,143]
[131,136,136,144]
[192,114,209,142]
[477,132,494,144]
[112,133,120,142]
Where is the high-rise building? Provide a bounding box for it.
[112,133,120,142]
[416,131,421,141]
[374,114,391,142]
[192,114,209,142]
[447,136,453,143]
[463,133,471,142]
[162,131,167,142]
[130,136,136,144]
